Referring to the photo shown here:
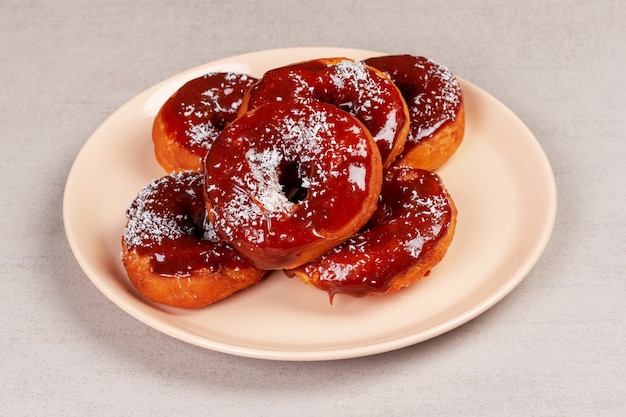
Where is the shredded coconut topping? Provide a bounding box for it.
[400,191,448,258]
[173,72,255,150]
[412,58,462,140]
[123,171,207,249]
[245,148,294,214]
[186,121,219,149]
[330,60,388,114]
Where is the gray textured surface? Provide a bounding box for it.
[1,1,624,416]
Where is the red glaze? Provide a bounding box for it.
[153,72,257,170]
[364,55,463,156]
[288,167,456,299]
[242,58,409,167]
[204,100,383,270]
[122,171,254,276]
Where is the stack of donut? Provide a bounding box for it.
[122,54,464,308]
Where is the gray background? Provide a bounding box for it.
[1,1,624,416]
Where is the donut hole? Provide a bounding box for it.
[183,206,211,240]
[189,219,206,239]
[212,116,229,131]
[280,162,308,203]
[337,102,354,115]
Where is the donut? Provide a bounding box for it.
[152,72,257,172]
[240,58,409,167]
[364,55,465,171]
[204,99,384,270]
[121,171,266,309]
[287,166,457,301]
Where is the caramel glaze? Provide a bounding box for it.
[287,167,456,300]
[122,171,255,276]
[241,58,409,167]
[153,72,257,170]
[204,100,383,271]
[364,55,463,156]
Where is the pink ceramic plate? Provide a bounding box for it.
[63,48,556,361]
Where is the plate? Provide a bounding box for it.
[63,47,557,361]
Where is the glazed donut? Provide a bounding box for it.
[240,58,409,167]
[121,171,266,309]
[364,55,465,171]
[287,166,457,300]
[152,72,257,172]
[204,100,384,271]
